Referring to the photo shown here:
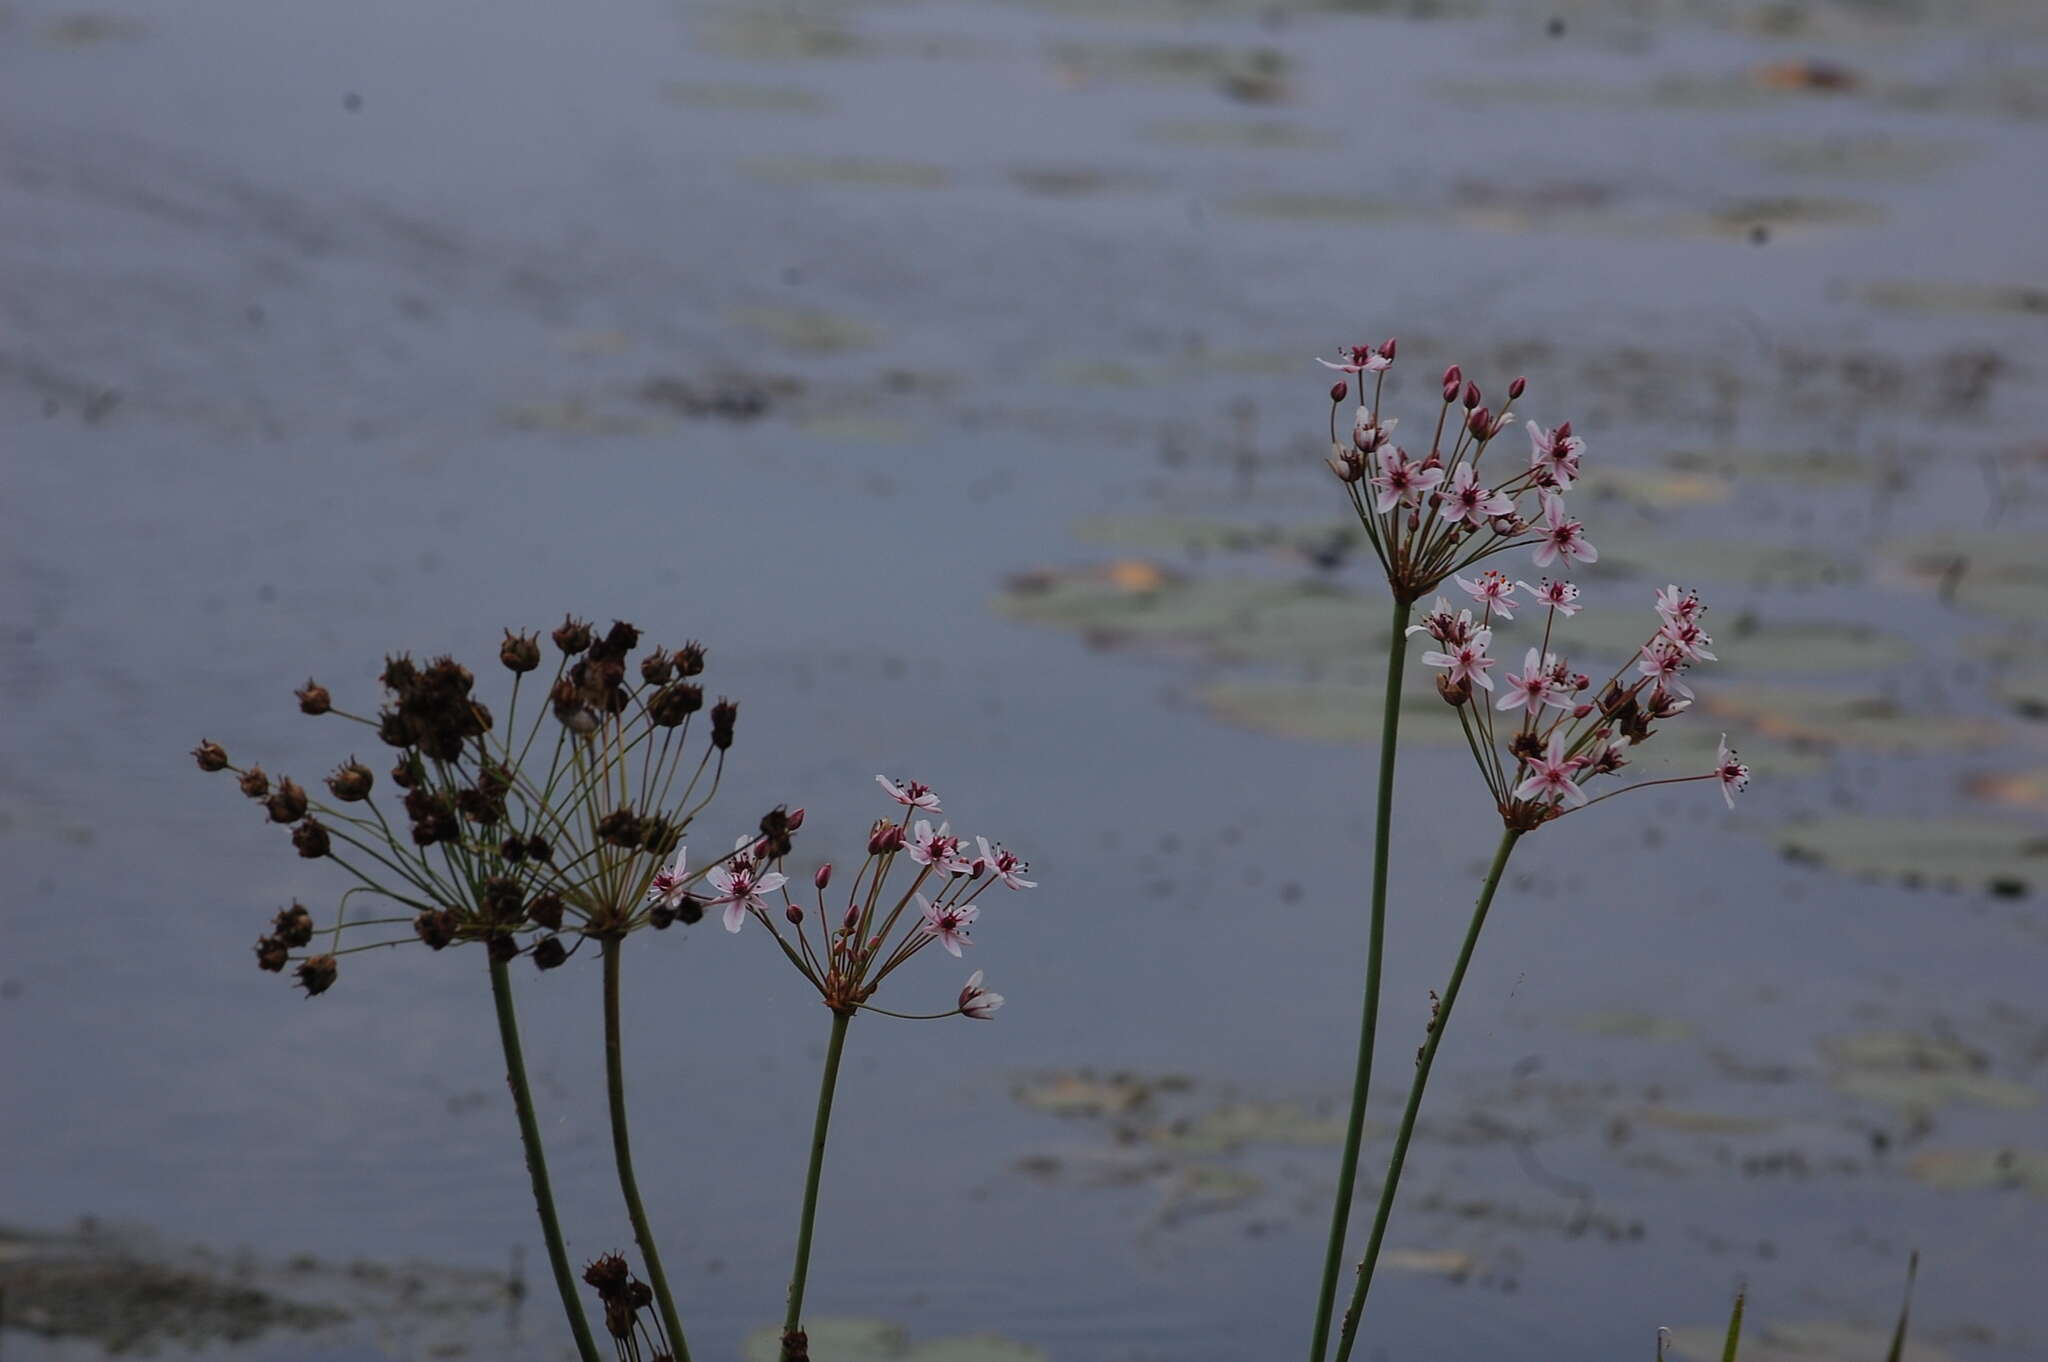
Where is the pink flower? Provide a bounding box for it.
[707,845,790,933]
[1406,596,1480,646]
[1351,407,1396,453]
[959,969,1004,1019]
[909,819,973,875]
[1654,585,1703,628]
[976,836,1036,890]
[645,847,691,909]
[1659,618,1717,662]
[1532,494,1597,568]
[1517,578,1582,616]
[876,775,942,811]
[1317,342,1394,375]
[1440,465,1513,527]
[1369,447,1444,514]
[1513,737,1588,807]
[1423,629,1497,691]
[1716,734,1750,810]
[918,894,978,956]
[1456,569,1520,620]
[1635,641,1695,700]
[1497,647,1566,713]
[1525,421,1584,489]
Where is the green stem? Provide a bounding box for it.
[780,1008,853,1362]
[1332,826,1523,1362]
[488,951,603,1362]
[1308,596,1413,1362]
[602,938,693,1362]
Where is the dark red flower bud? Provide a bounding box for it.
[501,630,542,673]
[1378,338,1397,359]
[785,904,804,925]
[295,679,331,715]
[552,615,593,654]
[1442,379,1460,403]
[814,863,832,891]
[1442,364,1461,388]
[273,902,315,948]
[1467,407,1492,437]
[294,954,337,996]
[1329,381,1348,402]
[842,903,861,932]
[1462,381,1481,410]
[291,819,331,858]
[868,819,905,854]
[192,740,230,772]
[1508,375,1526,400]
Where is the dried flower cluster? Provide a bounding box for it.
[583,1252,675,1362]
[195,617,741,993]
[1323,342,1595,603]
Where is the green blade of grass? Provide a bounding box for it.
[1885,1251,1921,1362]
[1720,1288,1746,1362]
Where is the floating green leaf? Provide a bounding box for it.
[743,1319,1048,1362]
[1778,816,2047,893]
[1906,1148,2048,1195]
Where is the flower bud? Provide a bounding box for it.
[532,936,569,971]
[639,649,674,686]
[1467,407,1491,437]
[785,904,804,925]
[868,819,905,854]
[814,863,832,890]
[1508,375,1527,400]
[1462,381,1481,410]
[326,758,374,802]
[528,893,566,932]
[1556,420,1572,439]
[294,954,337,996]
[292,819,331,858]
[1573,703,1595,718]
[1442,364,1461,389]
[500,630,542,673]
[238,766,270,799]
[273,902,315,948]
[1329,381,1348,403]
[295,679,331,715]
[842,903,861,932]
[710,698,738,750]
[414,909,458,949]
[1379,337,1397,359]
[552,615,593,654]
[254,936,289,972]
[192,740,230,772]
[1442,378,1460,403]
[787,807,806,830]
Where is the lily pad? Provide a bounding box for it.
[1219,193,1414,226]
[1779,816,2047,893]
[1857,280,2048,319]
[743,1319,1046,1362]
[1568,1010,1697,1042]
[1732,134,1963,180]
[996,569,1382,665]
[1378,1248,1476,1278]
[727,305,883,353]
[1906,1148,2048,1195]
[741,156,951,189]
[1635,1106,1780,1135]
[1879,531,2048,626]
[1994,667,2048,720]
[1661,447,1875,487]
[1143,119,1333,150]
[1011,1070,1186,1118]
[1155,1164,1265,1222]
[1700,686,2009,754]
[1690,196,1886,240]
[1966,768,2048,810]
[1071,513,1355,558]
[1142,1102,1347,1154]
[1539,610,1915,676]
[1193,680,1466,747]
[1590,533,1862,589]
[660,82,828,114]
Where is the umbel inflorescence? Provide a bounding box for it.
[195,616,748,994]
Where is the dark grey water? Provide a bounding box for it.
[5,0,2046,1359]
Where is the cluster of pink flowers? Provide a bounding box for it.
[1322,340,1596,602]
[649,776,1032,1017]
[1409,577,1750,822]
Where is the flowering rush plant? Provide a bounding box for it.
[1305,341,1752,1362]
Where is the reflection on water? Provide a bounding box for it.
[3,0,2046,1358]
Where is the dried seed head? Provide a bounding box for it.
[597,808,644,849]
[583,1254,631,1294]
[757,805,797,858]
[265,778,309,824]
[291,819,331,859]
[589,619,640,663]
[553,616,593,655]
[628,1282,653,1312]
[192,740,230,772]
[482,876,525,924]
[273,903,315,948]
[390,758,418,790]
[710,698,738,750]
[499,835,529,863]
[526,835,553,864]
[673,641,707,676]
[500,630,542,674]
[254,936,290,972]
[486,934,518,965]
[1435,673,1472,707]
[326,758,374,802]
[674,896,703,926]
[1508,731,1546,763]
[640,649,674,686]
[295,679,332,715]
[381,654,419,695]
[414,909,458,950]
[532,936,569,971]
[295,954,338,996]
[376,709,414,749]
[649,904,676,930]
[528,893,566,932]
[648,682,703,728]
[641,816,681,857]
[238,766,271,799]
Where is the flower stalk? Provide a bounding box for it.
[602,936,692,1362]
[780,1007,854,1362]
[1332,826,1521,1362]
[489,951,604,1362]
[1307,595,1413,1362]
